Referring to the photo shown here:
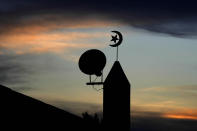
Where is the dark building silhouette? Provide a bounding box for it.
[0,84,94,131]
[103,61,130,131]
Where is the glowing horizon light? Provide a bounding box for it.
[163,114,197,120]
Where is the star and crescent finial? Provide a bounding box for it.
[110,30,123,61]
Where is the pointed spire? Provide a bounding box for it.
[104,61,130,86]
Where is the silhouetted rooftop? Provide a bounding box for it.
[0,84,88,130]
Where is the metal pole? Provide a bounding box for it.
[101,70,103,82]
[89,75,91,83]
[116,46,119,61]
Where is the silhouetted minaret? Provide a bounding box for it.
[103,61,130,131]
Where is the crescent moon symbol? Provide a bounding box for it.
[110,31,123,47]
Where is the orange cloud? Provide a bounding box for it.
[164,114,197,120]
[132,105,197,120]
[1,16,119,35]
[0,27,108,55]
[0,18,117,57]
[163,109,197,120]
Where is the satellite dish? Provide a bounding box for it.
[78,49,106,77]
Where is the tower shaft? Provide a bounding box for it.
[103,61,130,131]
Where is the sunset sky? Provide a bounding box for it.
[0,0,197,127]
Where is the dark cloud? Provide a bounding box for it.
[131,109,197,131]
[0,52,78,91]
[131,115,197,131]
[0,0,197,37]
[0,55,30,84]
[10,86,34,92]
[0,53,66,82]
